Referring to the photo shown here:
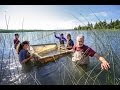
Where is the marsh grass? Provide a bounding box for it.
[0,10,120,84]
[0,29,120,85]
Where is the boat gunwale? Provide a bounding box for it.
[30,43,57,47]
[38,50,72,59]
[29,43,72,63]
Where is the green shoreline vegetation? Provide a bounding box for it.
[74,19,120,30]
[0,19,120,33]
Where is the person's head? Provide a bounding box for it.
[60,33,64,37]
[22,41,30,50]
[76,34,84,47]
[67,34,71,40]
[17,41,30,54]
[15,34,19,39]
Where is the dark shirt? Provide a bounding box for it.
[67,39,74,50]
[73,45,96,57]
[54,34,67,44]
[14,38,20,49]
[19,49,30,63]
[14,38,20,45]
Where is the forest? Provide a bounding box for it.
[74,19,120,30]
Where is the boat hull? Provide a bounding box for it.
[29,43,72,64]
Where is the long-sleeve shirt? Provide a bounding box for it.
[54,34,67,44]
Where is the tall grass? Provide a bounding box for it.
[0,29,120,85]
[0,9,120,84]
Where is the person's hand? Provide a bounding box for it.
[101,61,110,71]
[29,56,33,60]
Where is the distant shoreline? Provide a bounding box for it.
[0,29,74,33]
[0,29,119,33]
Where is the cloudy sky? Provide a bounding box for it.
[0,5,120,30]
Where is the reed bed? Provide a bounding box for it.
[0,29,120,85]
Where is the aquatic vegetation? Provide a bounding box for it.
[0,30,120,85]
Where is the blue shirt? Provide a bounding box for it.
[19,49,28,63]
[67,39,74,49]
[54,34,67,44]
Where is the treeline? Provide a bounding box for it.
[74,19,120,30]
[0,29,43,33]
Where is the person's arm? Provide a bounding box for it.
[86,46,110,71]
[66,44,73,49]
[66,46,73,49]
[63,37,67,42]
[66,45,76,52]
[21,56,32,64]
[66,40,74,49]
[19,50,33,64]
[94,53,110,71]
[54,32,60,39]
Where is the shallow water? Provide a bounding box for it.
[0,30,120,85]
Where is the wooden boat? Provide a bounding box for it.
[29,43,72,64]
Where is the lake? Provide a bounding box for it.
[0,30,120,85]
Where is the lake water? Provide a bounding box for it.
[0,30,120,85]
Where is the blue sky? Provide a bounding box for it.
[0,5,120,30]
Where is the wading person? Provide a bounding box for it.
[14,34,20,49]
[66,34,74,50]
[17,41,32,64]
[54,32,67,49]
[72,34,110,71]
[17,41,33,73]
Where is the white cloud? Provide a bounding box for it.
[0,6,109,30]
[0,14,78,30]
[0,5,76,30]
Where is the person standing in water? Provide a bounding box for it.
[17,41,34,73]
[17,41,33,64]
[72,34,110,71]
[54,32,67,45]
[14,33,20,49]
[66,34,74,50]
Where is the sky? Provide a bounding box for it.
[0,5,120,30]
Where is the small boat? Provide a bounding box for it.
[29,43,72,64]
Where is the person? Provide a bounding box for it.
[72,34,110,71]
[54,32,67,45]
[14,33,20,49]
[17,41,33,64]
[17,41,34,73]
[66,34,74,50]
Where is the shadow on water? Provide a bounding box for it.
[21,61,34,73]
